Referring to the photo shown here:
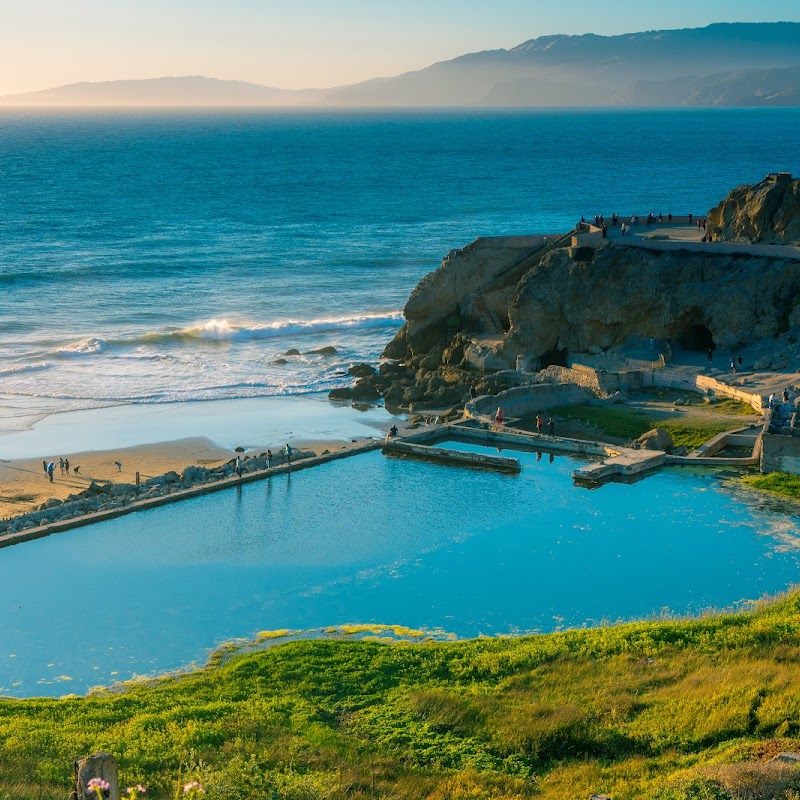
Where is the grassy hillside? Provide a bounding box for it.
[4,595,800,799]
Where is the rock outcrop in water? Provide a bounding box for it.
[708,173,800,244]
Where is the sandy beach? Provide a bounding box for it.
[0,393,401,516]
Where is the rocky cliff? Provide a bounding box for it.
[336,180,800,413]
[708,173,800,244]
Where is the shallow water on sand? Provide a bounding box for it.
[1,444,799,697]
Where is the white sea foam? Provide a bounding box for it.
[177,312,403,342]
[55,337,107,357]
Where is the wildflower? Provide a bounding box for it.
[183,783,204,797]
[125,786,146,798]
[87,778,111,799]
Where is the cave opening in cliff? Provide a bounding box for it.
[539,346,569,368]
[679,323,715,352]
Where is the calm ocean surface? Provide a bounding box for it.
[1,108,799,415]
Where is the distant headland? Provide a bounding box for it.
[3,22,800,108]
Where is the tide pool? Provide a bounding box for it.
[1,445,799,697]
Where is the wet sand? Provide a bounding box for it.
[0,393,400,516]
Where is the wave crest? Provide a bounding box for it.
[177,312,403,342]
[0,362,53,378]
[55,337,107,357]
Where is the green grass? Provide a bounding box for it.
[712,398,761,417]
[635,388,760,417]
[742,472,800,502]
[551,405,747,451]
[6,594,800,799]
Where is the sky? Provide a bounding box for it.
[1,0,798,95]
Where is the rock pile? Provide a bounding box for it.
[0,449,314,537]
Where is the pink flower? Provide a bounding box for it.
[87,778,110,793]
[183,783,204,795]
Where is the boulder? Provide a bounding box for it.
[284,348,301,356]
[110,484,137,497]
[348,362,376,378]
[771,752,800,764]
[351,382,381,402]
[306,346,337,355]
[273,358,288,365]
[753,354,773,370]
[181,466,206,483]
[635,428,674,452]
[328,387,354,401]
[162,471,181,484]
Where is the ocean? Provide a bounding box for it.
[1,108,799,418]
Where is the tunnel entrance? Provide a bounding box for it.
[539,346,569,368]
[679,324,715,352]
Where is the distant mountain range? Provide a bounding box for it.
[4,22,800,108]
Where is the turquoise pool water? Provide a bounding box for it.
[1,445,799,697]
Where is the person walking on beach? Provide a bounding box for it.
[235,455,243,477]
[266,449,272,469]
[73,465,81,476]
[42,460,48,477]
[64,458,70,474]
[285,443,292,465]
[536,414,543,435]
[114,460,122,472]
[548,417,555,436]
[59,458,65,476]
[46,462,55,482]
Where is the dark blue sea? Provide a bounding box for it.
[1,108,798,411]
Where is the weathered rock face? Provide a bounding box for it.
[509,244,800,356]
[397,236,545,354]
[708,173,800,244]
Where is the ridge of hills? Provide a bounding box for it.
[3,22,800,107]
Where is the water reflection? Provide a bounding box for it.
[0,446,799,697]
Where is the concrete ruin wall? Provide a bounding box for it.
[648,371,764,411]
[761,431,800,474]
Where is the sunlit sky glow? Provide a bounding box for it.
[1,0,798,95]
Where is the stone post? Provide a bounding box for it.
[70,753,119,800]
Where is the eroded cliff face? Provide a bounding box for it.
[508,245,800,356]
[343,179,800,413]
[708,174,800,244]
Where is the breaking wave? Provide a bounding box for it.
[175,312,403,342]
[54,337,108,357]
[0,362,53,378]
